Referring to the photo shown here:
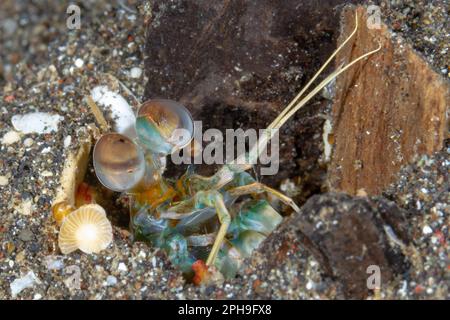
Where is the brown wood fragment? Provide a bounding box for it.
[52,132,92,209]
[329,6,449,195]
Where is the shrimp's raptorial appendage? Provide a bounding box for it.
[227,182,301,214]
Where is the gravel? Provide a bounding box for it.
[0,0,447,299]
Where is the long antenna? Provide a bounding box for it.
[243,12,381,166]
[269,12,360,130]
[273,44,381,130]
[217,11,382,183]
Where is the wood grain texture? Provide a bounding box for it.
[329,6,449,195]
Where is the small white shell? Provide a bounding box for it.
[58,204,113,254]
[91,86,136,138]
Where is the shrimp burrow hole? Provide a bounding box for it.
[79,94,330,284]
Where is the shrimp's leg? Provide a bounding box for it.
[196,191,231,267]
[227,182,301,214]
[162,190,231,267]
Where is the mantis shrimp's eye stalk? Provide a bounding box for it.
[58,204,113,254]
[135,99,194,155]
[93,133,146,192]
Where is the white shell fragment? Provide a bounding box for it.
[322,119,333,163]
[10,271,40,298]
[63,135,72,148]
[91,86,136,137]
[1,130,20,145]
[58,204,113,255]
[12,112,62,134]
[74,58,84,68]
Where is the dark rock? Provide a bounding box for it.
[144,0,359,195]
[261,192,411,299]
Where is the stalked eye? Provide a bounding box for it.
[135,99,194,155]
[93,133,146,192]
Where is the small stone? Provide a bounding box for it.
[63,135,72,148]
[10,271,40,298]
[19,228,34,241]
[422,225,433,235]
[44,256,65,270]
[41,170,53,177]
[129,67,142,78]
[33,293,42,300]
[106,275,117,286]
[117,262,128,272]
[12,112,62,134]
[19,199,33,216]
[6,242,15,255]
[16,250,26,263]
[2,131,21,145]
[74,58,84,68]
[0,176,9,186]
[306,280,314,290]
[356,188,368,197]
[2,18,18,36]
[23,138,34,147]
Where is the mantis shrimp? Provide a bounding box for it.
[90,14,380,284]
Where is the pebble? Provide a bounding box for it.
[10,271,40,298]
[422,225,433,235]
[19,228,34,241]
[0,175,9,186]
[2,18,18,36]
[63,135,72,148]
[74,58,84,68]
[306,280,314,290]
[2,130,21,145]
[16,250,26,263]
[106,275,118,286]
[44,256,65,270]
[129,67,142,78]
[41,147,52,154]
[12,112,62,134]
[23,137,34,147]
[41,170,53,177]
[19,199,33,216]
[117,262,128,272]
